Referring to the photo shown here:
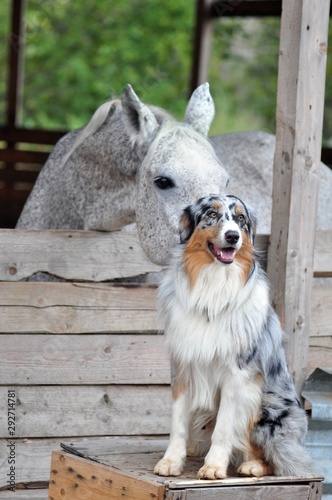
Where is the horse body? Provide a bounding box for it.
[17,83,332,265]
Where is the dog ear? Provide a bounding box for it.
[245,205,257,244]
[179,207,196,244]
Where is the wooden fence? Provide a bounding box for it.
[0,228,331,497]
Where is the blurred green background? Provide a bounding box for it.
[0,0,331,142]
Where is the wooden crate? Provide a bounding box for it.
[48,438,323,500]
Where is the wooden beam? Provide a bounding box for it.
[0,149,49,164]
[211,1,282,18]
[267,0,329,394]
[0,126,66,145]
[0,229,165,281]
[0,386,172,438]
[6,0,26,127]
[191,0,214,92]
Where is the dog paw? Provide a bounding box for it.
[154,458,183,477]
[197,464,227,479]
[237,459,272,477]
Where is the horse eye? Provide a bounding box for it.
[154,176,175,190]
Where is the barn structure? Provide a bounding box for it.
[0,1,331,499]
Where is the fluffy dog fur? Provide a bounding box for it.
[154,194,315,479]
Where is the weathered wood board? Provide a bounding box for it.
[0,229,331,281]
[267,0,330,395]
[0,334,170,385]
[0,491,48,499]
[0,229,165,281]
[0,282,330,338]
[0,333,329,387]
[0,283,158,333]
[0,386,172,438]
[48,443,323,500]
[0,437,169,490]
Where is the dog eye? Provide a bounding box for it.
[207,210,217,218]
[154,176,175,190]
[237,214,245,221]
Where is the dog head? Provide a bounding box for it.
[179,195,257,285]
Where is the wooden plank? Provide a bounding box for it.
[0,126,66,145]
[308,481,323,500]
[6,0,25,128]
[313,230,332,277]
[0,229,330,282]
[53,440,323,489]
[0,330,327,386]
[191,0,214,92]
[0,491,48,499]
[267,0,330,394]
[308,336,332,374]
[1,282,330,336]
[212,1,282,18]
[180,485,311,500]
[0,283,158,333]
[49,451,165,500]
[0,438,56,490]
[0,229,164,281]
[0,436,168,490]
[0,334,170,385]
[0,386,172,438]
[311,286,332,337]
[0,150,49,164]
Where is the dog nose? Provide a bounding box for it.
[225,230,239,245]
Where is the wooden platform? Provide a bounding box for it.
[48,437,323,500]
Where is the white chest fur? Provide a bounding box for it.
[158,259,269,367]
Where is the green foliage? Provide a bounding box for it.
[0,1,331,142]
[22,0,195,129]
[209,17,280,135]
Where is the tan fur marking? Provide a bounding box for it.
[171,364,187,400]
[235,232,254,283]
[183,227,215,288]
[211,201,222,210]
[245,374,273,475]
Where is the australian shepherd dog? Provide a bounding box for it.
[154,194,315,479]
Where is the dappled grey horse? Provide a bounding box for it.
[17,83,332,266]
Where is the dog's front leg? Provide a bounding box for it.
[198,372,262,479]
[154,390,190,476]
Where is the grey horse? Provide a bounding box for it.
[17,83,332,266]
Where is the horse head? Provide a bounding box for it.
[121,83,229,265]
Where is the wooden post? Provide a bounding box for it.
[267,0,329,395]
[190,0,214,93]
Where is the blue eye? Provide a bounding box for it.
[154,176,175,190]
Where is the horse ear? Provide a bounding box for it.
[184,82,215,136]
[121,84,159,145]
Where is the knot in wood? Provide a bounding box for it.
[8,265,17,275]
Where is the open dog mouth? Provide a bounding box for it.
[208,243,236,264]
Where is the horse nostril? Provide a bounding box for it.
[225,230,239,245]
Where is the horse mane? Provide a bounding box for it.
[142,119,220,169]
[58,99,174,171]
[59,99,121,170]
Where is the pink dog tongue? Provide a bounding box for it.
[209,244,235,264]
